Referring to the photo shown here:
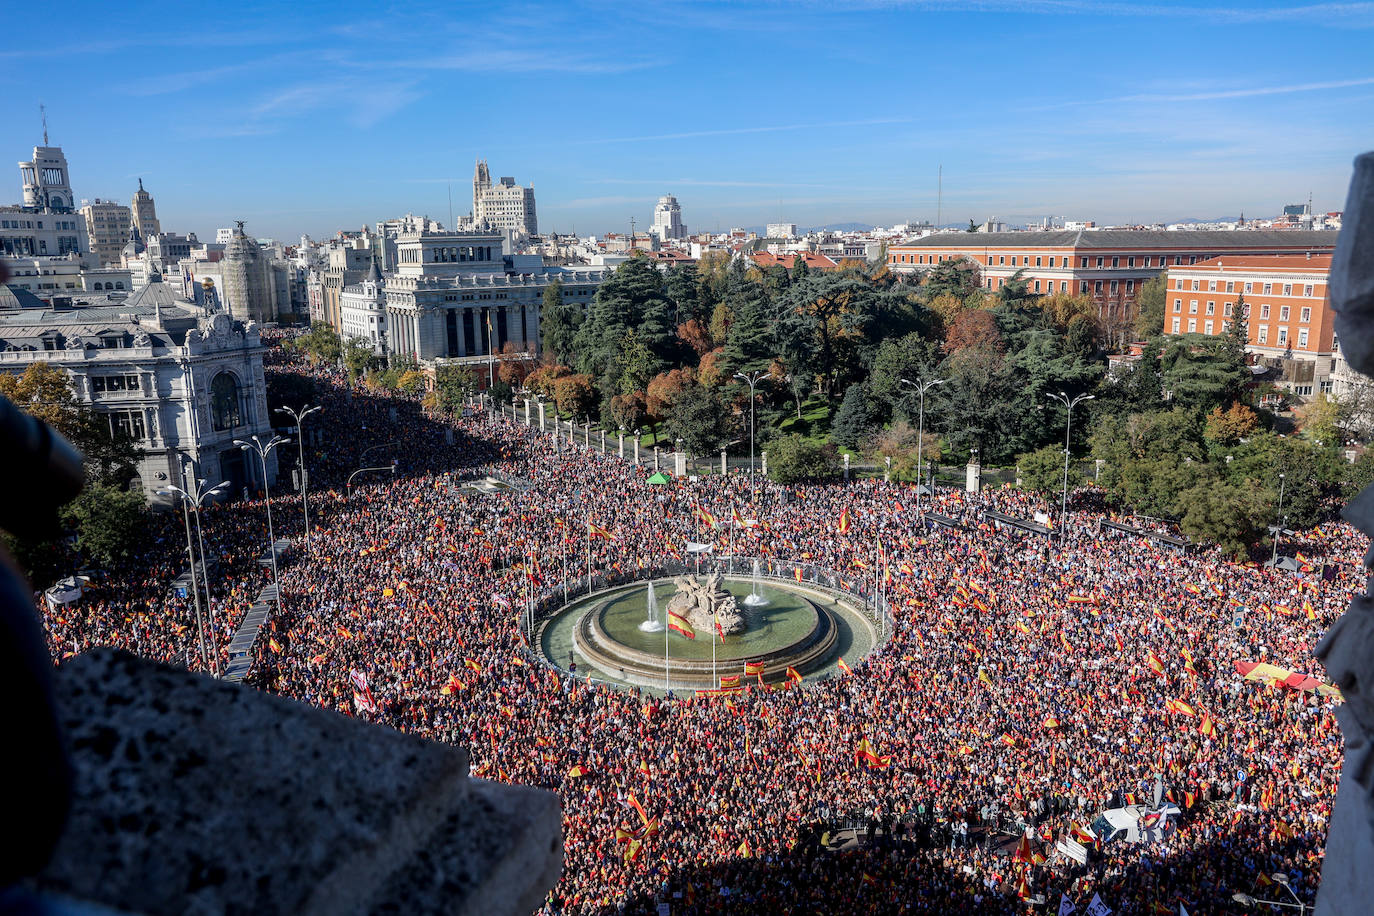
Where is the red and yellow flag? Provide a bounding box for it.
[837,657,853,676]
[837,508,851,535]
[668,611,695,639]
[566,764,591,779]
[1146,651,1166,676]
[588,521,613,541]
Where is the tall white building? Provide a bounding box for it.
[766,223,798,239]
[471,159,537,238]
[652,195,685,241]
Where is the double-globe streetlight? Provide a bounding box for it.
[899,375,944,507]
[733,370,767,497]
[1232,871,1308,913]
[234,434,291,608]
[1044,390,1094,546]
[274,404,322,553]
[157,475,229,676]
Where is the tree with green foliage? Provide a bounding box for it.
[1221,292,1249,364]
[1177,479,1264,558]
[720,274,775,374]
[342,336,373,380]
[431,365,477,414]
[1133,275,1168,340]
[62,483,149,565]
[1159,334,1249,412]
[766,433,839,483]
[290,320,342,364]
[922,257,979,299]
[665,263,704,325]
[995,269,1035,308]
[867,333,942,424]
[540,279,583,365]
[831,383,872,449]
[1017,444,1070,495]
[553,373,597,420]
[574,258,674,385]
[664,380,737,456]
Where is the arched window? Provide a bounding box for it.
[210,373,242,431]
[115,281,124,290]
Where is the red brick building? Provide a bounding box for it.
[750,251,839,273]
[886,229,1337,342]
[1164,254,1334,397]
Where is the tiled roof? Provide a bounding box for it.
[750,251,839,270]
[1179,254,1333,271]
[892,229,1339,250]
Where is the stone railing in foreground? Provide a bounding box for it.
[30,649,561,916]
[1316,150,1374,916]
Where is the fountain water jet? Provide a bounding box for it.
[743,559,770,607]
[639,580,665,632]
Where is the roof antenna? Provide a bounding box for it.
[41,103,48,145]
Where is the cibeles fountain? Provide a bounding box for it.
[538,566,881,692]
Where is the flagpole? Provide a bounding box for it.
[665,613,670,693]
[712,607,717,686]
[586,515,592,594]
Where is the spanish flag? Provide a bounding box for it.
[737,838,752,858]
[1146,651,1165,675]
[719,674,741,689]
[639,759,651,777]
[439,674,464,695]
[668,611,695,639]
[588,521,613,541]
[627,791,649,824]
[336,625,354,640]
[855,738,891,768]
[1000,733,1017,747]
[837,656,853,676]
[268,636,282,652]
[463,657,483,674]
[567,764,590,779]
[745,661,765,678]
[1199,713,1216,736]
[786,666,803,684]
[1043,716,1060,729]
[794,567,804,583]
[1070,822,1095,844]
[837,507,851,535]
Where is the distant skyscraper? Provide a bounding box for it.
[652,195,685,241]
[471,159,537,237]
[130,178,161,238]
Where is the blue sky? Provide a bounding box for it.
[2,0,1371,241]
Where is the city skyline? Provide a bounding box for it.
[2,0,1370,240]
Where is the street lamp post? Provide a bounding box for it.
[275,404,322,552]
[900,375,944,508]
[234,434,291,608]
[1232,872,1309,913]
[158,475,229,676]
[733,370,767,498]
[1271,472,1288,564]
[1044,391,1094,547]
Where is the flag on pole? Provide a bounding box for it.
[837,657,853,676]
[588,522,613,541]
[837,507,851,535]
[566,764,590,778]
[745,661,765,679]
[786,665,803,684]
[719,675,741,689]
[668,611,695,639]
[1147,651,1166,675]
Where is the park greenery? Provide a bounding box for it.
[526,252,1367,554]
[0,362,147,580]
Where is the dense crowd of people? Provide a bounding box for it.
[37,356,1355,914]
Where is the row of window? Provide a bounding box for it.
[1171,317,1311,348]
[1177,278,1316,296]
[91,374,140,392]
[892,252,1197,268]
[1172,299,1314,323]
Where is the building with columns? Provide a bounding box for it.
[0,279,276,505]
[376,226,607,367]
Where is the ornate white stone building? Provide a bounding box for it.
[376,226,607,366]
[0,279,276,505]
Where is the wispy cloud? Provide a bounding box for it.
[1103,75,1374,102]
[785,0,1374,25]
[578,118,912,144]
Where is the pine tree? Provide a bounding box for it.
[832,383,872,449]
